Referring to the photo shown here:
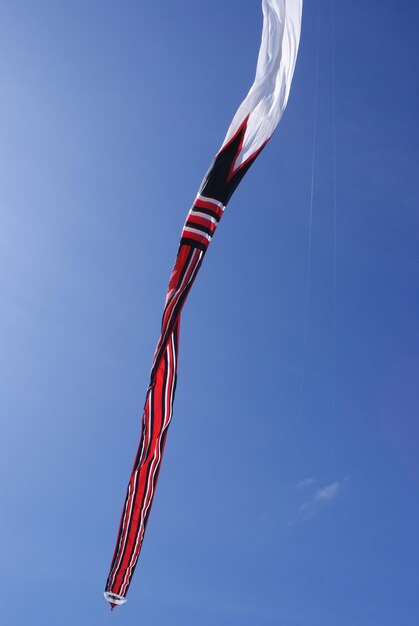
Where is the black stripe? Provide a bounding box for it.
[191,206,220,221]
[185,220,214,237]
[180,237,208,252]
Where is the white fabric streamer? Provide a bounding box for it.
[220,0,303,170]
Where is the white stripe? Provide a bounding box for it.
[189,210,218,225]
[183,227,211,241]
[196,193,225,210]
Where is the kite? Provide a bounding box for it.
[104,0,303,608]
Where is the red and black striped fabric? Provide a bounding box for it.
[104,120,267,609]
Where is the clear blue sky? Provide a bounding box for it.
[1,1,418,624]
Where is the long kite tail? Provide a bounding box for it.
[104,0,303,608]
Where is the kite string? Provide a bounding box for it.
[298,0,321,414]
[295,0,322,507]
[324,0,338,622]
[331,0,337,440]
[281,1,322,623]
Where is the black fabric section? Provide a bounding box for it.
[198,124,265,206]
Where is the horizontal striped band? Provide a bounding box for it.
[196,193,225,210]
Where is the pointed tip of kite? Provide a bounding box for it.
[109,603,116,611]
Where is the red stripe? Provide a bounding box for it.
[181,231,210,248]
[194,199,224,218]
[186,215,217,232]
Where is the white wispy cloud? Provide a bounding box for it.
[295,477,317,489]
[313,481,340,503]
[298,481,340,520]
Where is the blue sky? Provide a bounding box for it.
[1,1,418,624]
